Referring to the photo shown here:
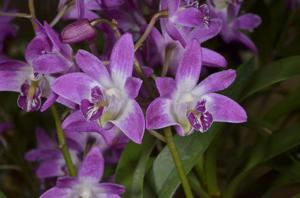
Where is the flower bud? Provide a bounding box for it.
[61,19,96,44]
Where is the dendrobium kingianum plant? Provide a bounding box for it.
[52,34,145,144]
[146,40,246,135]
[207,0,262,52]
[40,148,124,198]
[0,0,277,197]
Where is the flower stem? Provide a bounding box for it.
[28,0,37,29]
[0,11,32,19]
[134,10,168,51]
[164,127,194,198]
[50,1,72,27]
[51,105,77,176]
[91,18,121,38]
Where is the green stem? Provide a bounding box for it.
[134,10,168,51]
[163,127,194,198]
[51,106,77,176]
[0,11,32,19]
[28,0,37,29]
[205,138,221,197]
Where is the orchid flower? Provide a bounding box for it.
[147,26,227,74]
[146,40,247,135]
[160,0,222,47]
[59,0,124,20]
[52,34,145,144]
[62,110,129,164]
[40,147,124,198]
[208,0,262,52]
[25,128,80,179]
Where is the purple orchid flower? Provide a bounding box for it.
[59,0,124,20]
[25,128,80,179]
[62,110,129,164]
[25,21,74,75]
[0,20,76,112]
[208,0,262,52]
[160,0,222,47]
[0,59,53,112]
[147,26,227,74]
[146,40,247,135]
[40,147,124,198]
[52,34,145,144]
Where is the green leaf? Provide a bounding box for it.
[0,190,6,198]
[150,58,256,197]
[242,56,300,99]
[264,89,300,122]
[223,124,300,198]
[115,134,156,198]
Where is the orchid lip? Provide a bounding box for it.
[17,80,42,112]
[187,100,213,132]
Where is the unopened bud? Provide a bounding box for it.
[61,19,96,44]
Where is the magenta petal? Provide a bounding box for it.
[40,187,70,198]
[193,69,236,95]
[52,73,98,104]
[32,53,70,74]
[76,0,85,19]
[0,60,32,92]
[75,50,111,85]
[173,8,203,27]
[234,32,258,53]
[175,40,202,89]
[110,100,145,144]
[56,176,78,188]
[125,77,142,98]
[41,92,59,112]
[36,127,53,148]
[79,147,104,181]
[155,77,176,97]
[25,36,51,63]
[146,97,176,130]
[235,14,262,30]
[110,33,134,85]
[36,160,64,179]
[167,0,180,15]
[188,18,222,43]
[165,22,187,47]
[203,93,247,123]
[202,48,227,68]
[96,183,125,195]
[43,22,72,58]
[62,111,102,133]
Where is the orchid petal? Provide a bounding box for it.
[110,33,134,86]
[234,32,258,53]
[202,48,227,67]
[165,22,187,46]
[125,77,142,99]
[76,50,111,86]
[79,147,104,181]
[32,53,70,74]
[173,8,203,27]
[175,40,202,89]
[62,111,101,133]
[56,177,78,188]
[25,36,51,63]
[188,18,222,43]
[168,0,180,15]
[40,187,70,198]
[36,160,64,179]
[96,183,125,195]
[235,14,262,30]
[110,100,145,144]
[203,93,247,123]
[192,69,236,96]
[36,127,53,149]
[52,73,99,104]
[146,97,177,130]
[155,77,176,97]
[0,60,32,92]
